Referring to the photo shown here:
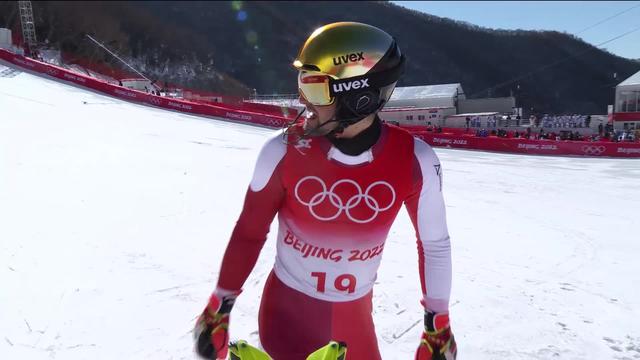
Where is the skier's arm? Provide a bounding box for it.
[404,138,452,313]
[216,134,286,292]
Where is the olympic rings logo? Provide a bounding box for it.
[294,176,396,224]
[266,119,284,127]
[258,118,284,127]
[581,145,605,155]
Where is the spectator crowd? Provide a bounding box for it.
[531,114,592,128]
[471,125,638,143]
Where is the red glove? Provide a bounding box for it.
[194,290,241,360]
[415,310,457,360]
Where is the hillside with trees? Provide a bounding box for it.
[1,1,638,114]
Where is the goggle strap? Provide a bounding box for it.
[328,55,405,98]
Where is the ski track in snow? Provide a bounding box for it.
[1,66,639,359]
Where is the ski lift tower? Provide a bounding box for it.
[18,1,37,56]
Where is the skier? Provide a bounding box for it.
[194,22,456,360]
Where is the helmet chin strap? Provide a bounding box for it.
[326,98,388,138]
[310,111,367,138]
[290,108,353,138]
[283,97,387,142]
[282,107,341,143]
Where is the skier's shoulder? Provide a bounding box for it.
[250,131,287,191]
[259,130,288,157]
[412,136,440,168]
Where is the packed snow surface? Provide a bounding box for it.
[1,66,639,359]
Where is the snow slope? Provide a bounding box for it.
[1,66,639,359]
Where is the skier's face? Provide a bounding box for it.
[298,91,338,136]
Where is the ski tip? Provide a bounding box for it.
[229,340,273,360]
[305,340,348,360]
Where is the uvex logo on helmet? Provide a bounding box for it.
[332,79,369,93]
[332,52,365,66]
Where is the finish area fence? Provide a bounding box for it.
[2,48,639,158]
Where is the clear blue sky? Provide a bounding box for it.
[392,1,640,60]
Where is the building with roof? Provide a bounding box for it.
[615,69,640,113]
[386,83,464,109]
[387,83,516,115]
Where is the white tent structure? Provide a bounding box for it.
[615,69,640,113]
[613,69,640,129]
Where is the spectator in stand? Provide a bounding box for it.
[426,122,434,131]
[620,131,627,142]
[525,127,532,139]
[540,114,589,129]
[598,123,604,136]
[465,116,470,129]
[514,131,520,138]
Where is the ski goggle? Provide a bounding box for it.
[298,71,335,106]
[298,60,405,108]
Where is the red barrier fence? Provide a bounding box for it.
[221,100,298,119]
[61,53,137,81]
[0,48,291,128]
[62,52,298,119]
[2,48,639,158]
[413,131,640,158]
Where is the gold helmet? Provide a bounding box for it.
[294,22,405,127]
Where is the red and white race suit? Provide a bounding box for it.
[215,123,451,359]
